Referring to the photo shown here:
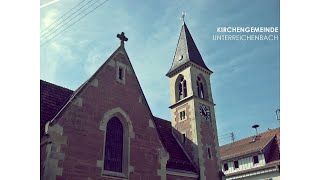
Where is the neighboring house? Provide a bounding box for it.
[40,21,223,180]
[220,128,280,180]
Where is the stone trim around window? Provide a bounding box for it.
[177,108,187,122]
[116,62,127,84]
[98,107,134,179]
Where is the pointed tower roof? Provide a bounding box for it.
[166,22,212,77]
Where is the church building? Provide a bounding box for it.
[40,21,223,180]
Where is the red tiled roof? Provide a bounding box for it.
[40,80,73,137]
[221,128,280,177]
[153,117,197,173]
[40,80,197,173]
[220,128,280,161]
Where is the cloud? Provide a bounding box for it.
[41,9,60,31]
[84,44,109,76]
[215,48,258,73]
[40,54,59,82]
[40,8,79,84]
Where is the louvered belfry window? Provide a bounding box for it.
[104,117,123,172]
[178,77,187,100]
[197,77,205,99]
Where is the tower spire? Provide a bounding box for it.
[166,21,212,77]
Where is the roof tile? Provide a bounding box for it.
[153,117,197,173]
[40,80,73,137]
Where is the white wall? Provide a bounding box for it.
[223,154,266,174]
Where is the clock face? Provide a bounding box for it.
[200,104,210,120]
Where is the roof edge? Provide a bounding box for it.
[47,45,123,126]
[221,150,262,162]
[171,125,199,172]
[220,128,280,148]
[166,61,213,77]
[40,79,73,92]
[166,23,188,76]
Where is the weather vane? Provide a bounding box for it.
[180,12,186,23]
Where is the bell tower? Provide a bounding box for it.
[166,22,221,180]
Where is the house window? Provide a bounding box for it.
[253,155,259,164]
[179,110,186,121]
[234,160,239,169]
[177,76,187,100]
[207,147,212,159]
[224,163,229,171]
[104,117,123,172]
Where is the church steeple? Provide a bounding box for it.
[166,22,212,77]
[167,19,221,180]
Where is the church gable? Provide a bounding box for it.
[41,42,168,179]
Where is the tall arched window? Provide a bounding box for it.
[177,76,187,100]
[104,117,123,172]
[197,77,205,99]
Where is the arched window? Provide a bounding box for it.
[183,79,187,98]
[177,76,187,100]
[104,117,123,172]
[197,77,205,99]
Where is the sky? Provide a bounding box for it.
[40,0,280,145]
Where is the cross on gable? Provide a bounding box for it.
[117,32,128,46]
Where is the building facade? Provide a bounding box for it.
[40,22,223,180]
[220,128,280,180]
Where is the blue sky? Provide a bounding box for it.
[40,0,280,145]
